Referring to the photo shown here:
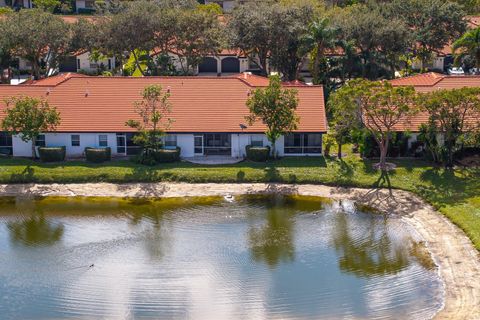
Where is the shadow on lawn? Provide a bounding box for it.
[416,167,480,207]
[9,165,35,183]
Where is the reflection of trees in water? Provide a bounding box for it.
[8,214,64,247]
[126,204,172,261]
[332,213,410,278]
[246,195,302,269]
[249,207,295,268]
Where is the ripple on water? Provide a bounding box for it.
[0,196,443,320]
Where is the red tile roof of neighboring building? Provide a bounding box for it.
[389,72,445,86]
[389,73,480,131]
[0,75,327,133]
[23,73,90,86]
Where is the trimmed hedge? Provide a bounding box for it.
[85,147,111,163]
[246,145,270,162]
[38,147,66,162]
[152,147,181,163]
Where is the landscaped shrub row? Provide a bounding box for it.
[85,147,111,163]
[152,147,181,163]
[246,145,270,162]
[38,147,66,162]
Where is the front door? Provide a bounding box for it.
[194,135,204,155]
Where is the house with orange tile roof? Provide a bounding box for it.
[0,73,327,158]
[388,72,480,148]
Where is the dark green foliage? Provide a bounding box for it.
[152,147,181,163]
[38,147,65,162]
[246,145,270,162]
[85,147,111,163]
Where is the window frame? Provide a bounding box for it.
[35,134,46,147]
[284,133,322,154]
[71,134,80,147]
[163,134,177,148]
[98,134,108,147]
[250,135,264,147]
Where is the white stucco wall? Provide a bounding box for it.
[76,52,115,73]
[164,53,248,75]
[0,0,7,7]
[12,133,118,158]
[412,56,445,71]
[76,0,86,10]
[176,134,195,158]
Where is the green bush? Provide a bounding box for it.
[85,147,111,163]
[152,147,181,163]
[38,147,66,162]
[246,145,270,162]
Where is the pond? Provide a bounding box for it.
[0,195,443,320]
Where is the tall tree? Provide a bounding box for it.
[388,0,467,71]
[336,79,419,170]
[1,96,61,159]
[419,87,480,167]
[453,27,480,74]
[228,1,277,76]
[101,0,159,76]
[174,7,223,75]
[245,75,299,159]
[2,9,70,79]
[126,85,174,163]
[304,17,338,85]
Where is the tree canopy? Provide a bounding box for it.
[246,75,299,158]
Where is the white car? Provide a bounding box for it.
[447,67,465,75]
[469,68,480,75]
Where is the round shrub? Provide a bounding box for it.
[38,147,66,162]
[152,147,181,163]
[85,147,111,163]
[246,145,270,162]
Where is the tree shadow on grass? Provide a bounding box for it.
[416,167,480,208]
[9,165,35,183]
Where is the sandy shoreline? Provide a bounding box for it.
[0,182,479,319]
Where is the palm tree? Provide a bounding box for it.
[303,17,338,85]
[452,27,480,74]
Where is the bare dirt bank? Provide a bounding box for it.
[0,182,479,319]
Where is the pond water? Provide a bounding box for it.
[0,195,443,320]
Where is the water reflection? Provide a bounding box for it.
[332,211,409,277]
[8,213,64,247]
[243,195,326,268]
[0,195,443,320]
[248,206,295,268]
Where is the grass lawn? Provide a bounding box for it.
[0,154,479,250]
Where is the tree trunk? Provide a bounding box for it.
[270,138,276,159]
[337,142,342,159]
[379,136,389,170]
[31,137,37,160]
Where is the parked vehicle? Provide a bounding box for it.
[469,68,480,75]
[447,67,465,75]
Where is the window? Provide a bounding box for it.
[108,59,112,70]
[99,135,108,147]
[77,59,81,70]
[284,133,322,154]
[163,135,177,148]
[250,136,263,147]
[35,135,46,147]
[89,62,98,70]
[71,135,80,147]
[116,133,126,154]
[0,132,12,155]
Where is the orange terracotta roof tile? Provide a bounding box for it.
[0,76,327,133]
[390,72,445,86]
[390,74,480,131]
[25,73,90,86]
